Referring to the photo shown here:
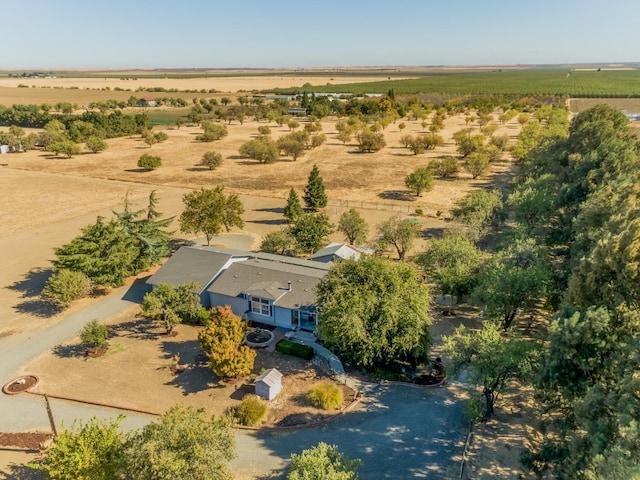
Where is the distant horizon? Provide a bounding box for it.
[2,61,639,73]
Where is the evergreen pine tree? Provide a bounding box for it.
[304,164,328,212]
[284,187,304,223]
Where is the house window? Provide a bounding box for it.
[251,297,271,316]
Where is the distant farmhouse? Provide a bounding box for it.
[138,97,157,107]
[147,246,332,332]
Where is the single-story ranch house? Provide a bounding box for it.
[147,246,331,332]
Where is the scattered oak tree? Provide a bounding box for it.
[85,135,107,153]
[179,187,245,246]
[444,322,539,420]
[239,137,279,164]
[138,154,162,170]
[260,229,295,255]
[289,213,334,254]
[201,151,223,170]
[376,216,421,260]
[404,167,433,197]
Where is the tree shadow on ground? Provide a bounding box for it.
[186,166,211,172]
[162,340,213,395]
[1,463,45,480]
[230,383,253,401]
[124,168,151,173]
[110,316,159,341]
[7,267,53,298]
[247,218,287,226]
[254,207,284,214]
[12,299,60,318]
[421,226,446,240]
[377,190,414,202]
[51,342,87,358]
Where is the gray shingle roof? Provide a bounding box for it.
[256,368,282,387]
[207,257,326,310]
[146,246,238,293]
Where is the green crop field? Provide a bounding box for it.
[277,70,640,98]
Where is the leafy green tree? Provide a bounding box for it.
[50,140,81,158]
[415,234,483,297]
[288,442,361,480]
[506,173,557,233]
[338,208,369,245]
[277,136,306,161]
[471,238,552,329]
[463,152,490,179]
[316,256,432,368]
[42,269,92,309]
[288,119,300,131]
[336,129,352,145]
[444,322,539,420]
[357,129,386,153]
[289,213,334,254]
[239,137,279,164]
[457,134,484,157]
[143,132,158,148]
[404,167,433,197]
[260,229,295,255]
[257,125,271,137]
[80,319,109,348]
[429,156,459,178]
[284,187,305,223]
[126,405,236,480]
[29,416,126,480]
[376,216,420,260]
[201,151,223,170]
[138,154,162,170]
[142,281,205,333]
[197,121,228,142]
[179,187,244,246]
[53,217,139,287]
[198,306,256,378]
[85,135,107,153]
[451,189,503,233]
[304,164,328,211]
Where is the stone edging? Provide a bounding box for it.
[2,375,40,395]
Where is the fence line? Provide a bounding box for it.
[327,198,412,214]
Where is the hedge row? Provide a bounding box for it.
[276,339,314,360]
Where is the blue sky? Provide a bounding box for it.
[5,0,639,68]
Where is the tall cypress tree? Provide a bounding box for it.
[304,164,328,212]
[283,187,304,223]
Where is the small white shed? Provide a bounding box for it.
[255,368,283,401]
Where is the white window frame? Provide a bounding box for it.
[251,297,271,316]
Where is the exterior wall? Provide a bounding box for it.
[208,293,247,316]
[255,382,282,401]
[273,306,294,329]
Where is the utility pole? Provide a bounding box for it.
[44,394,58,437]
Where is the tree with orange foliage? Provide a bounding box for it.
[198,306,256,379]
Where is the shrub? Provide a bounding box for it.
[138,154,161,170]
[307,381,343,410]
[276,339,314,360]
[42,269,91,309]
[80,319,109,348]
[201,151,223,170]
[235,395,268,426]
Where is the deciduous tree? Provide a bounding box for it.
[289,213,334,254]
[404,167,433,197]
[338,208,369,245]
[288,442,361,480]
[198,306,256,378]
[179,187,244,246]
[42,269,92,309]
[316,256,432,368]
[376,216,420,260]
[142,281,205,333]
[201,151,223,170]
[126,405,236,480]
